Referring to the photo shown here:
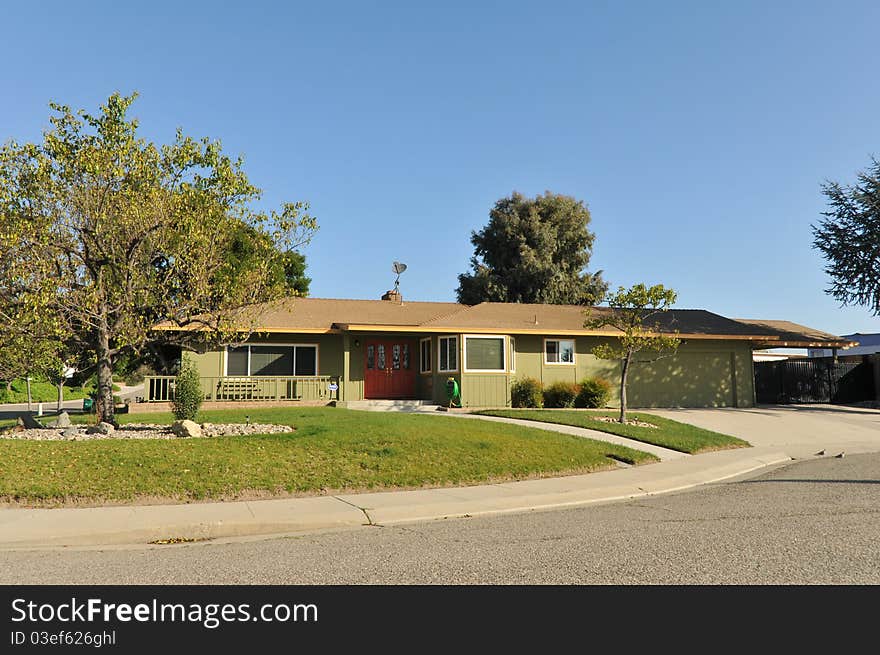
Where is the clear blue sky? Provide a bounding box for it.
[4,1,879,337]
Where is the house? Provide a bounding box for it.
[148,293,854,408]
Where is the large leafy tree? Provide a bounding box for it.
[812,158,880,315]
[456,191,607,305]
[0,93,316,424]
[584,284,680,424]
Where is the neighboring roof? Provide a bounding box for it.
[844,333,880,346]
[734,319,856,348]
[808,332,880,355]
[156,296,853,347]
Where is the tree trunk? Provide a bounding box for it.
[95,327,116,425]
[619,353,631,424]
[4,380,10,392]
[57,381,65,412]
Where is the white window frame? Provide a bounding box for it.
[463,334,508,373]
[509,336,516,373]
[224,343,320,376]
[419,337,432,375]
[543,338,575,366]
[437,335,459,373]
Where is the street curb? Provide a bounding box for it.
[0,450,792,549]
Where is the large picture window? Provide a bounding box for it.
[438,336,458,372]
[544,339,575,365]
[464,335,506,372]
[225,344,319,376]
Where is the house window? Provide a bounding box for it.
[420,338,432,374]
[438,336,458,372]
[509,336,516,373]
[545,339,575,365]
[225,344,319,376]
[293,346,318,376]
[464,335,506,372]
[226,346,249,376]
[251,346,294,376]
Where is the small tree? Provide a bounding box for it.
[172,360,203,422]
[584,284,680,424]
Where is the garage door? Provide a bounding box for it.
[627,352,735,408]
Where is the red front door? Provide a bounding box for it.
[364,339,416,399]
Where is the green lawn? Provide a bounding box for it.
[0,407,657,506]
[473,409,749,454]
[0,380,91,404]
[0,379,122,404]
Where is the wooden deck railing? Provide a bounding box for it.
[145,376,340,403]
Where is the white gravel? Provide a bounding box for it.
[0,422,294,441]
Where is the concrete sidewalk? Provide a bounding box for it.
[3,404,878,549]
[0,447,790,549]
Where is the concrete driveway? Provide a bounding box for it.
[650,404,880,458]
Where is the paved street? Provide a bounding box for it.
[4,452,878,584]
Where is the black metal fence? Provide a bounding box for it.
[754,357,876,404]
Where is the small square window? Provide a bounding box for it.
[545,339,575,365]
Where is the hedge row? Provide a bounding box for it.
[510,377,612,409]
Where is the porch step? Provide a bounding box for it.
[341,400,444,412]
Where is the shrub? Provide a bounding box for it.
[543,381,580,408]
[511,377,543,408]
[575,377,612,408]
[172,360,203,421]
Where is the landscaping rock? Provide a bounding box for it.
[171,420,203,438]
[17,414,45,429]
[86,422,116,435]
[52,412,72,428]
[6,421,293,441]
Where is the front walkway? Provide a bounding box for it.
[451,413,688,461]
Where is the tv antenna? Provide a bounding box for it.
[392,261,407,292]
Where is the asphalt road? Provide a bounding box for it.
[3,453,879,584]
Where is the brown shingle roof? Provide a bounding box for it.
[250,297,465,332]
[156,296,852,346]
[422,302,774,338]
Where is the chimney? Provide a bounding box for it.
[381,289,402,303]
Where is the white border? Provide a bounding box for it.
[509,335,516,373]
[463,334,507,373]
[543,338,575,366]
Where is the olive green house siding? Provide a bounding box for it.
[181,332,752,408]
